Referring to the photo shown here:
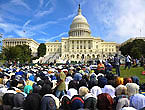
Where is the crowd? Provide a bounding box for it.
[0,58,144,110]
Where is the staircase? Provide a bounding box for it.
[32,53,60,64]
[48,53,60,63]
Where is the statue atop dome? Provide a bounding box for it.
[79,4,80,9]
[78,4,82,15]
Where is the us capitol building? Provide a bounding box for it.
[3,5,117,63]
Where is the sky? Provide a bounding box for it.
[0,0,145,44]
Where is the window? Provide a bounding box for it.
[72,45,74,49]
[89,45,91,49]
[77,45,79,49]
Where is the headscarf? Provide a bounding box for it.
[102,85,116,98]
[116,77,124,85]
[0,105,12,110]
[60,95,71,110]
[98,77,108,88]
[73,73,82,81]
[90,86,102,97]
[131,76,139,85]
[116,98,130,110]
[79,86,89,97]
[2,93,15,107]
[88,76,98,90]
[28,75,35,81]
[65,76,73,84]
[68,80,78,90]
[124,78,132,85]
[26,80,34,87]
[97,93,114,110]
[24,85,33,94]
[115,85,127,97]
[24,93,41,110]
[43,94,60,109]
[78,79,88,88]
[71,95,84,110]
[41,84,52,96]
[41,96,56,110]
[121,107,136,110]
[67,88,78,98]
[13,93,25,107]
[84,93,97,110]
[126,83,139,97]
[130,94,145,110]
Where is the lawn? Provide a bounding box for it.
[113,66,145,83]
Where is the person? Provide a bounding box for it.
[55,72,66,98]
[115,85,129,110]
[114,54,120,76]
[97,60,105,74]
[124,54,132,69]
[140,56,145,67]
[97,93,114,110]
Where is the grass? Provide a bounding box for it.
[112,66,145,83]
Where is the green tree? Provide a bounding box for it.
[37,43,46,57]
[120,39,145,58]
[2,44,32,63]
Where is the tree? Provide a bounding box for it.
[2,44,32,63]
[120,39,145,58]
[37,43,46,57]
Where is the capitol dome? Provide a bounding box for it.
[69,5,91,37]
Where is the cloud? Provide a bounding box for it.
[47,32,68,41]
[0,16,3,22]
[31,21,58,30]
[90,0,145,43]
[11,0,31,10]
[5,35,14,38]
[0,22,35,38]
[0,23,21,33]
[45,0,51,7]
[39,31,49,35]
[40,0,44,7]
[15,30,35,38]
[35,7,54,17]
[38,32,68,42]
[58,13,76,21]
[23,20,31,29]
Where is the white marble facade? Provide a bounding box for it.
[3,38,39,57]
